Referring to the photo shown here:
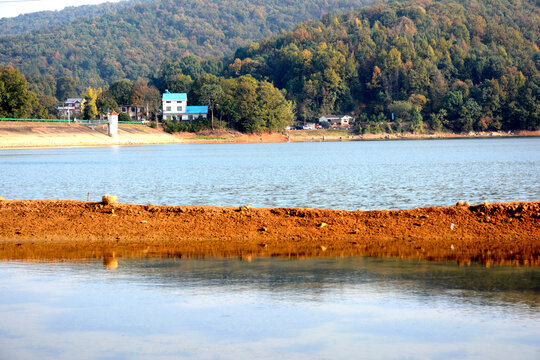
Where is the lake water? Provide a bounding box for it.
[0,257,538,360]
[1,138,539,359]
[0,137,539,209]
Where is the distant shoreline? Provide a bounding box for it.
[0,121,538,149]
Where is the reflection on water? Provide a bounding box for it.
[0,257,538,359]
[102,253,118,270]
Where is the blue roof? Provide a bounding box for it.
[185,106,209,114]
[162,91,187,101]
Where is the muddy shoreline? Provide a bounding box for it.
[0,200,538,265]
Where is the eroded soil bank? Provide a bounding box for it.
[0,200,538,266]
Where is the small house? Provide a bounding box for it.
[120,105,148,122]
[319,115,353,128]
[162,91,187,120]
[162,90,208,121]
[57,98,84,119]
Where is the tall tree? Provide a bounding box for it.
[109,79,133,106]
[199,83,224,130]
[0,65,38,118]
[55,76,77,101]
[82,87,102,120]
[256,81,293,132]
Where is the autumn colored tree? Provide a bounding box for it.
[82,87,102,120]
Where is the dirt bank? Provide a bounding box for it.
[287,129,540,142]
[0,200,538,266]
[1,121,538,149]
[0,122,181,148]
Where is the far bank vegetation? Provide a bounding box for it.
[0,0,538,134]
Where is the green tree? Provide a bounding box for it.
[109,79,133,105]
[96,92,118,114]
[55,76,77,101]
[256,81,293,132]
[429,110,447,132]
[218,75,292,133]
[410,107,424,133]
[228,76,259,132]
[0,65,38,118]
[37,94,59,118]
[458,99,482,132]
[199,83,224,130]
[388,101,413,122]
[178,55,204,79]
[442,91,464,122]
[27,74,57,98]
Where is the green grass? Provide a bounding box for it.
[194,135,227,140]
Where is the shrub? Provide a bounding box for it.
[118,112,131,122]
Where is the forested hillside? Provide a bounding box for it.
[0,0,373,90]
[1,0,538,133]
[226,0,539,131]
[0,1,134,36]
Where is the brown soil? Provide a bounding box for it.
[0,200,538,266]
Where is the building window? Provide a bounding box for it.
[166,106,171,111]
[166,101,171,104]
[177,106,183,112]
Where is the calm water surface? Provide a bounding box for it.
[1,138,539,359]
[0,137,538,209]
[0,257,538,360]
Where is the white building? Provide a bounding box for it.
[162,91,187,120]
[319,115,353,127]
[162,90,208,121]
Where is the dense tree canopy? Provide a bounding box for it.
[0,2,133,36]
[0,0,374,90]
[1,0,537,133]
[219,75,293,132]
[226,0,539,131]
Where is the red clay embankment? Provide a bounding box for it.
[0,200,538,265]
